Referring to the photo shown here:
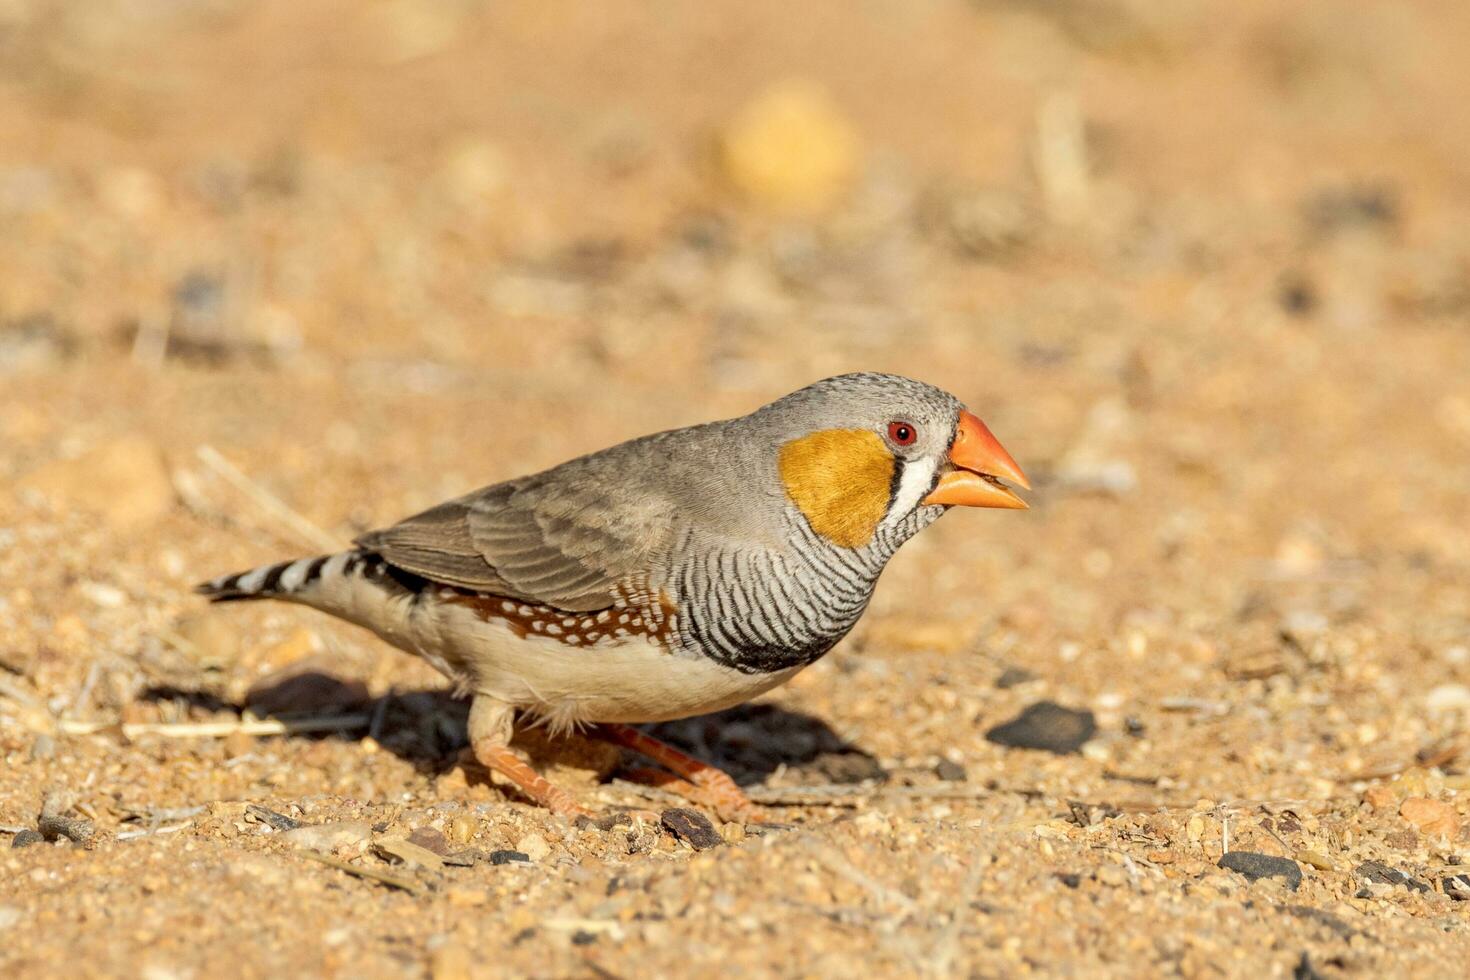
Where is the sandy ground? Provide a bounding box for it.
[3,1,1470,977]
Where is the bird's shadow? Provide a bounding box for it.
[139,675,884,788]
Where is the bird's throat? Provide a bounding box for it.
[778,429,895,549]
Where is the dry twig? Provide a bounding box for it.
[195,444,342,552]
[297,850,420,893]
[58,714,369,739]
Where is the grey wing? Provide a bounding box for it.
[355,472,675,612]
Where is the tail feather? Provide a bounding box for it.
[195,552,345,602]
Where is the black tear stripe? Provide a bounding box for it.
[887,456,905,513]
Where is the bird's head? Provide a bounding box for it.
[757,373,1029,550]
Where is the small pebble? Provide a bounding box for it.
[1354,861,1428,893]
[995,666,1037,689]
[0,905,20,929]
[515,833,550,862]
[985,701,1097,755]
[1362,785,1398,810]
[407,827,451,856]
[1295,850,1336,872]
[934,758,967,782]
[446,814,478,846]
[1443,874,1470,901]
[660,808,723,850]
[1399,797,1458,838]
[488,850,530,866]
[245,805,303,832]
[11,830,43,849]
[281,820,372,852]
[1218,851,1303,891]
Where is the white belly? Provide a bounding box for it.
[407,597,803,730]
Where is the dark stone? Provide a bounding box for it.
[660,808,723,850]
[1442,874,1470,901]
[570,931,598,946]
[589,811,633,832]
[245,804,302,832]
[406,827,450,856]
[11,829,43,849]
[488,850,531,866]
[985,702,1097,755]
[1056,872,1082,889]
[995,666,1036,689]
[441,850,478,868]
[934,759,967,782]
[1354,860,1428,893]
[1218,851,1302,891]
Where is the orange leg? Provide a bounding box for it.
[471,738,595,821]
[468,696,593,821]
[593,724,758,821]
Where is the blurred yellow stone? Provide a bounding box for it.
[1399,796,1458,838]
[720,80,859,213]
[254,626,322,671]
[1295,849,1335,871]
[445,886,489,908]
[429,942,473,980]
[447,814,478,846]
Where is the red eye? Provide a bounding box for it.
[887,421,917,446]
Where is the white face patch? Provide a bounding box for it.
[883,454,939,528]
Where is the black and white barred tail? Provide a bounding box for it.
[197,549,379,602]
[197,553,331,601]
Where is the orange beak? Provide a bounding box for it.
[922,410,1030,510]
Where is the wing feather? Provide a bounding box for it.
[356,462,676,611]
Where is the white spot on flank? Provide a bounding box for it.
[545,623,563,635]
[502,601,516,613]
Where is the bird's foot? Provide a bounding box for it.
[591,719,764,822]
[471,737,595,822]
[619,765,763,823]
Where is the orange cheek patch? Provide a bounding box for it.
[778,429,895,549]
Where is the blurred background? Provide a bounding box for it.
[4,1,1470,975]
